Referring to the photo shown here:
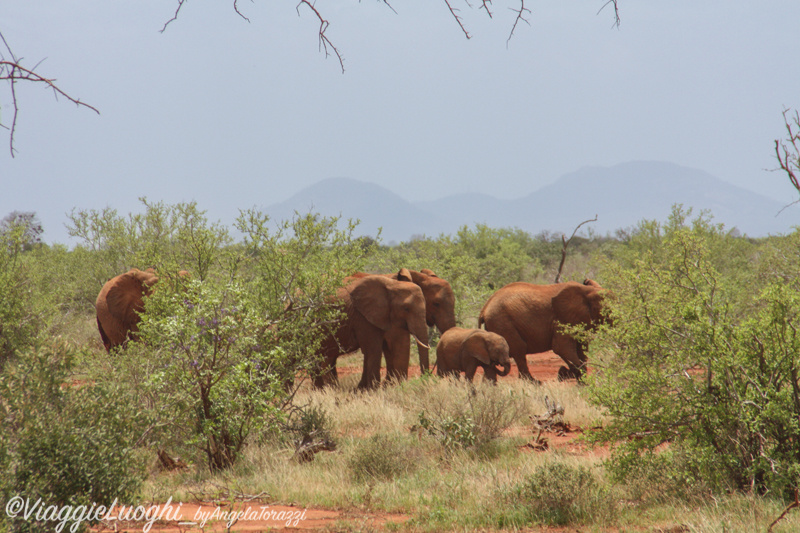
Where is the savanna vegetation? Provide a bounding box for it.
[1,201,800,533]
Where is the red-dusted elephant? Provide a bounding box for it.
[315,274,430,390]
[435,327,511,383]
[479,279,609,382]
[347,268,456,372]
[95,268,160,351]
[95,268,188,352]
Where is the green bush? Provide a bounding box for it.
[0,221,47,365]
[0,342,146,533]
[418,410,478,450]
[504,462,616,526]
[347,434,417,482]
[589,208,800,496]
[415,383,524,452]
[68,202,371,472]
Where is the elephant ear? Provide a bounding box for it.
[553,283,594,325]
[396,268,413,283]
[419,268,438,277]
[462,332,491,366]
[349,276,392,331]
[106,270,155,323]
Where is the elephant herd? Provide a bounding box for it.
[95,267,610,389]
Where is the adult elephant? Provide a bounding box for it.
[315,274,430,390]
[95,268,160,352]
[347,268,456,372]
[478,279,609,382]
[436,327,511,383]
[95,268,189,352]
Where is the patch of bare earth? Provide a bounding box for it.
[336,350,572,383]
[92,503,408,532]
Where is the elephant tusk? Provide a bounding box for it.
[411,334,430,350]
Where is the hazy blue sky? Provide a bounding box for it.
[3,1,799,244]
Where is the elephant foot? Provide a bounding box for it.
[356,378,381,391]
[519,372,542,386]
[557,366,582,382]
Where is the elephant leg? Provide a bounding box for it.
[313,354,339,389]
[504,331,537,383]
[482,364,498,384]
[313,332,346,388]
[553,334,584,381]
[355,322,385,390]
[464,363,478,383]
[384,329,410,384]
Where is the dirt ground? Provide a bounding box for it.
[93,352,586,533]
[92,503,406,532]
[336,350,573,383]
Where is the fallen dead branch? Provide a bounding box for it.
[768,489,800,533]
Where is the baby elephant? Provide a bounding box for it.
[436,327,512,383]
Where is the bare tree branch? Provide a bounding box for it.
[0,32,99,158]
[161,0,189,33]
[599,0,621,29]
[443,0,472,39]
[296,0,345,74]
[480,1,494,18]
[160,0,619,70]
[162,0,252,33]
[555,215,598,283]
[507,0,531,47]
[768,489,800,533]
[775,107,800,194]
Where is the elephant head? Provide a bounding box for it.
[553,280,610,328]
[394,268,455,372]
[461,329,511,379]
[95,268,160,351]
[395,268,457,334]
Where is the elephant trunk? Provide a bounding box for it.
[436,315,457,334]
[495,361,511,377]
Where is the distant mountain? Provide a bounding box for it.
[264,177,443,242]
[509,161,797,236]
[263,162,800,242]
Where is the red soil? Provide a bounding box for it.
[91,503,406,532]
[336,350,573,383]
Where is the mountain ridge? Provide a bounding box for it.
[262,162,799,242]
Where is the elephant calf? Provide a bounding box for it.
[435,327,511,383]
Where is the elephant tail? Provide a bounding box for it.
[477,314,485,330]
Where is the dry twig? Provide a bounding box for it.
[0,32,99,157]
[555,215,598,283]
[767,489,800,533]
[507,0,531,47]
[775,108,800,195]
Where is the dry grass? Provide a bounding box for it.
[140,375,800,532]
